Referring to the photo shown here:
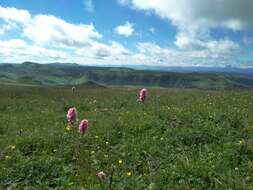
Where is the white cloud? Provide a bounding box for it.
[0,23,17,35]
[149,27,155,34]
[0,6,133,64]
[84,0,94,13]
[115,21,134,37]
[0,6,102,47]
[0,37,240,67]
[24,15,101,47]
[175,32,204,50]
[206,39,239,55]
[0,5,31,25]
[243,35,253,46]
[0,4,248,67]
[116,0,248,67]
[175,32,239,53]
[0,6,102,48]
[117,0,130,6]
[134,40,240,66]
[0,39,27,48]
[75,41,129,60]
[128,0,253,31]
[135,42,176,64]
[0,39,68,63]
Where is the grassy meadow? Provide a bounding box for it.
[1,85,253,189]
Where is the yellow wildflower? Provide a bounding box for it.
[66,125,71,131]
[11,145,15,150]
[127,171,132,176]
[239,139,246,146]
[118,160,123,164]
[5,155,10,160]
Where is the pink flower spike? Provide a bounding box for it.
[96,171,106,180]
[79,119,89,134]
[67,107,78,124]
[138,88,148,103]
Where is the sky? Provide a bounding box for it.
[0,0,253,67]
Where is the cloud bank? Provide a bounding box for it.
[0,2,252,67]
[115,22,134,37]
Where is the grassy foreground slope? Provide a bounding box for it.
[1,85,253,189]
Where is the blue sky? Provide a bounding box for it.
[0,0,253,67]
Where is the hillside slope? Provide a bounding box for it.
[1,62,253,89]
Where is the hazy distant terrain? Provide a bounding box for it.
[1,62,253,90]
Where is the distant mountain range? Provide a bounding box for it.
[124,65,253,75]
[1,62,253,90]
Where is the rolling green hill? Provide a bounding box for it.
[1,62,253,89]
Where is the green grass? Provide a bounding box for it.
[1,86,253,189]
